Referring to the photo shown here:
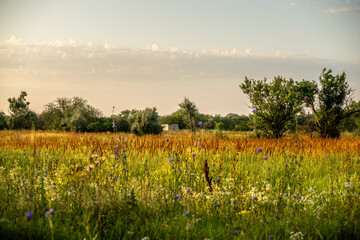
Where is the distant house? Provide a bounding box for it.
[162,124,179,131]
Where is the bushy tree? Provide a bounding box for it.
[39,97,101,132]
[7,91,37,129]
[159,110,186,129]
[240,76,301,138]
[0,111,7,130]
[298,69,360,138]
[178,97,199,131]
[131,107,163,136]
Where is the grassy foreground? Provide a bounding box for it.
[0,130,359,239]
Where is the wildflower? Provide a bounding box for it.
[252,109,256,113]
[198,121,203,126]
[45,211,50,217]
[294,139,297,143]
[275,215,279,219]
[256,148,261,153]
[175,194,180,199]
[191,153,196,157]
[264,155,268,160]
[216,178,220,183]
[269,235,274,239]
[253,196,257,200]
[287,130,290,133]
[187,189,191,193]
[325,155,330,158]
[197,142,201,146]
[112,122,116,128]
[26,211,33,220]
[183,212,189,216]
[216,203,220,207]
[50,209,54,214]
[166,138,169,142]
[23,153,25,155]
[233,230,238,235]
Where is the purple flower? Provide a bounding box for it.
[112,122,116,128]
[252,109,256,113]
[169,158,174,163]
[325,155,330,158]
[269,235,274,239]
[26,211,33,220]
[216,178,220,183]
[183,212,189,216]
[256,148,261,153]
[45,211,50,217]
[216,203,220,207]
[198,121,203,126]
[175,194,180,199]
[166,138,169,142]
[264,155,268,160]
[191,153,196,157]
[233,231,238,235]
[50,209,54,214]
[197,142,201,146]
[252,196,257,200]
[287,130,290,133]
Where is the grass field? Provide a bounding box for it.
[0,130,359,239]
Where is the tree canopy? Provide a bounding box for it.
[240,76,302,138]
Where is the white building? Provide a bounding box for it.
[162,124,179,131]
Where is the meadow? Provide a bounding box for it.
[0,130,359,239]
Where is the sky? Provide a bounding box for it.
[1,0,360,116]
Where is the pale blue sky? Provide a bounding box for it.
[1,0,359,115]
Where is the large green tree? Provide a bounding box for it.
[39,97,101,132]
[178,97,199,131]
[130,107,163,136]
[240,76,301,138]
[7,91,37,129]
[298,69,360,138]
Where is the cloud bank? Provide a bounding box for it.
[1,37,359,116]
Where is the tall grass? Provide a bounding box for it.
[0,130,359,239]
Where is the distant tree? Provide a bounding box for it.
[39,97,101,132]
[298,69,360,138]
[234,115,252,131]
[178,97,199,131]
[7,91,37,129]
[131,107,163,136]
[159,110,186,129]
[0,111,7,130]
[240,76,302,138]
[215,122,225,131]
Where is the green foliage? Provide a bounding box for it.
[215,122,225,131]
[7,91,37,129]
[159,110,186,129]
[0,112,7,130]
[39,97,102,132]
[240,76,301,138]
[130,107,163,136]
[178,97,199,131]
[298,69,360,138]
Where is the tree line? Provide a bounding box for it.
[1,68,359,138]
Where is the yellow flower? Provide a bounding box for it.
[236,210,250,215]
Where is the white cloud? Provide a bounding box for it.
[1,37,359,115]
[290,2,297,7]
[323,7,360,14]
